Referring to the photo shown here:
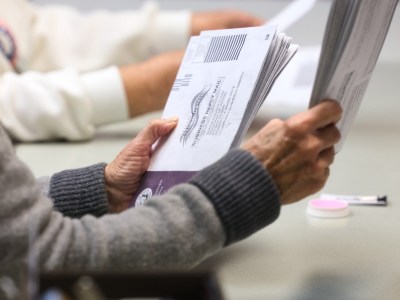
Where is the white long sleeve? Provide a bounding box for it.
[0,0,191,141]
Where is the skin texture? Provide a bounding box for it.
[119,51,183,118]
[242,100,342,205]
[105,117,178,212]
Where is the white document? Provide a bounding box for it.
[309,0,398,151]
[132,25,298,206]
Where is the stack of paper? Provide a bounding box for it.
[310,0,398,150]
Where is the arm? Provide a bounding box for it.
[0,125,279,274]
[0,51,184,142]
[1,1,264,141]
[0,1,185,142]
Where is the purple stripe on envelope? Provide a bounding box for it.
[131,171,197,207]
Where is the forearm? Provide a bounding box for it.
[0,123,280,274]
[119,50,183,118]
[0,123,224,272]
[40,149,281,270]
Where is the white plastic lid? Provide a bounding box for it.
[306,199,351,218]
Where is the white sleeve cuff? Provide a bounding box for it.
[81,66,129,126]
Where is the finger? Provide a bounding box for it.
[315,123,341,150]
[317,146,335,167]
[136,117,178,146]
[158,116,179,136]
[313,147,334,183]
[308,99,343,129]
[286,100,342,133]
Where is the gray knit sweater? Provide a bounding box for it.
[0,125,280,298]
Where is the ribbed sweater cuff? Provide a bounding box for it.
[190,149,281,246]
[49,163,108,218]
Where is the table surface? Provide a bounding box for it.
[16,2,400,300]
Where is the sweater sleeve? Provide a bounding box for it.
[190,149,281,245]
[0,124,224,274]
[37,164,109,218]
[47,163,109,218]
[0,124,280,279]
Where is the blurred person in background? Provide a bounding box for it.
[0,0,263,141]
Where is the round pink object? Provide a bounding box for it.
[307,199,350,218]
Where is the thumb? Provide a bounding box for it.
[136,117,179,146]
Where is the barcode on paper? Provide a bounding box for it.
[172,74,193,92]
[193,34,247,63]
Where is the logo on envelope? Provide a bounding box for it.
[135,188,153,207]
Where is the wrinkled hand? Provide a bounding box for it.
[105,117,178,213]
[191,10,264,36]
[242,100,342,205]
[119,50,184,118]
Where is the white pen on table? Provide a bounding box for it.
[320,193,387,206]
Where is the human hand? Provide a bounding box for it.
[105,117,178,213]
[191,10,264,36]
[242,100,342,205]
[119,50,184,118]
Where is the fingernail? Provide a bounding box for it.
[164,116,179,123]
